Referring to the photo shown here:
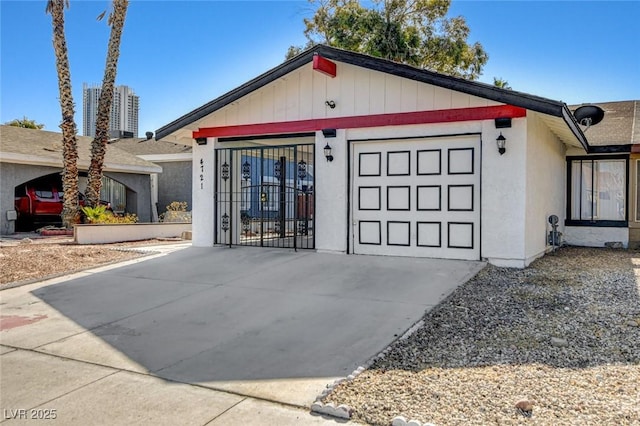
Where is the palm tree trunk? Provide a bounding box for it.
[85,0,129,207]
[47,0,79,228]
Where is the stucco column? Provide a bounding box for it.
[192,138,215,246]
[314,129,348,253]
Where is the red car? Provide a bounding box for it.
[15,183,111,229]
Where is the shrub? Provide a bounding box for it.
[100,213,138,224]
[159,201,191,223]
[166,201,187,212]
[82,205,138,224]
[81,205,110,223]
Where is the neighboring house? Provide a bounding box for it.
[155,45,638,267]
[565,100,640,248]
[108,136,192,218]
[0,125,161,234]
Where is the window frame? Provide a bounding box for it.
[565,154,629,227]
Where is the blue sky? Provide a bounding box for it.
[1,1,639,137]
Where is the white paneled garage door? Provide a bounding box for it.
[351,135,480,260]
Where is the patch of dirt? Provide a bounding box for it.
[0,237,185,288]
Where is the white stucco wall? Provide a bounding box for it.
[189,61,503,131]
[480,117,528,267]
[523,112,567,266]
[184,60,573,268]
[315,129,348,253]
[192,138,215,246]
[564,226,629,248]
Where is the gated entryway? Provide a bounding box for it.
[215,144,315,249]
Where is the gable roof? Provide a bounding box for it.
[570,100,639,147]
[0,125,161,174]
[156,44,588,150]
[108,136,192,156]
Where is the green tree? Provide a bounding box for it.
[4,117,45,129]
[493,77,511,90]
[287,0,488,80]
[46,0,80,228]
[85,0,129,207]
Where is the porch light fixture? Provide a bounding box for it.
[195,137,207,145]
[496,132,506,155]
[324,143,334,162]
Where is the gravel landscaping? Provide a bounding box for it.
[324,247,640,425]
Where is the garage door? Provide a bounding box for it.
[351,135,480,260]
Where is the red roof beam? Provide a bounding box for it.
[312,54,337,78]
[193,105,527,139]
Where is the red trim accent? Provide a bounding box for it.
[312,54,337,78]
[192,105,526,139]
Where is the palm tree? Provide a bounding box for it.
[493,77,512,90]
[85,0,129,207]
[46,0,80,228]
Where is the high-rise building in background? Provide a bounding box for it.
[83,84,139,138]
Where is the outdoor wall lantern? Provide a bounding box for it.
[496,132,506,155]
[324,143,334,162]
[195,137,207,145]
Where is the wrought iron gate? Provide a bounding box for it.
[215,144,315,249]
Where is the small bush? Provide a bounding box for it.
[160,201,191,223]
[100,213,138,224]
[82,205,138,224]
[166,201,187,212]
[81,205,110,223]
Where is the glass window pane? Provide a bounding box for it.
[581,161,594,220]
[570,161,583,220]
[594,159,625,220]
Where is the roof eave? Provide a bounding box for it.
[155,49,318,140]
[155,45,588,147]
[561,105,590,152]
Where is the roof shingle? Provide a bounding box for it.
[0,125,161,173]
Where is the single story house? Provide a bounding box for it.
[155,45,639,267]
[0,125,161,234]
[108,135,192,219]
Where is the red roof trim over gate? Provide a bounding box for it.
[192,105,526,139]
[312,54,337,77]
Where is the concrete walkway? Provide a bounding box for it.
[0,245,484,425]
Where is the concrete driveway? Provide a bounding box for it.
[1,246,483,424]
